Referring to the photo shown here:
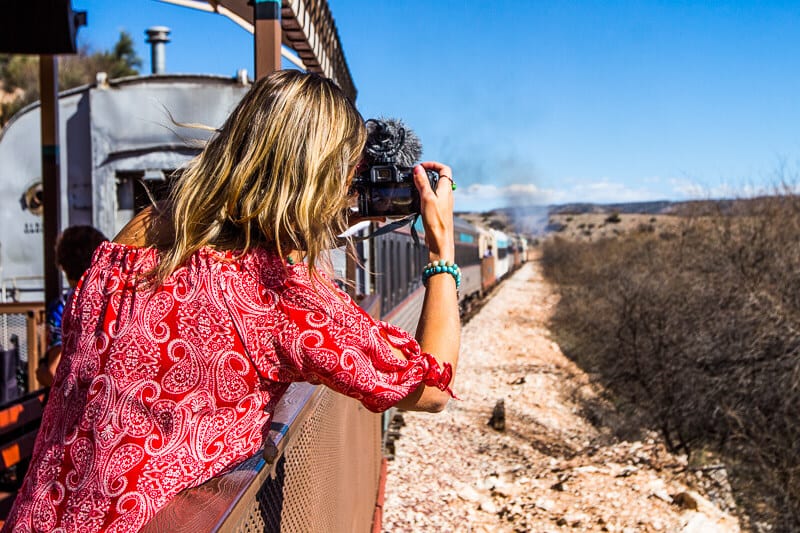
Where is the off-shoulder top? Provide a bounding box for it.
[3,242,453,533]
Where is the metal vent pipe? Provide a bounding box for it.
[145,26,171,74]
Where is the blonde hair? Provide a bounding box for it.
[157,70,366,282]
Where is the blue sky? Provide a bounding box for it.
[71,0,800,211]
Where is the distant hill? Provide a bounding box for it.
[457,197,778,237]
[548,200,675,215]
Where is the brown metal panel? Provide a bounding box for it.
[210,0,357,100]
[0,304,45,316]
[25,312,39,392]
[255,17,282,79]
[39,56,62,307]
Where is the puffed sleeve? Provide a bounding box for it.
[268,268,455,413]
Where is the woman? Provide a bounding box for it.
[3,70,459,532]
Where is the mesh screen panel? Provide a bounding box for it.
[0,307,45,394]
[0,313,29,363]
[225,388,382,533]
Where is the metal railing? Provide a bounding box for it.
[0,303,46,395]
[142,294,385,532]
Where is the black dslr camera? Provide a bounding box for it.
[350,119,438,218]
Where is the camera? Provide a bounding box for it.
[350,119,438,218]
[351,164,438,218]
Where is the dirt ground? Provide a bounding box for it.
[382,258,741,533]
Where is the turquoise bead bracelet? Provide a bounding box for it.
[422,260,461,289]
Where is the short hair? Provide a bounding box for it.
[55,225,108,282]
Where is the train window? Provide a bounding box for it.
[405,242,412,290]
[380,239,389,314]
[116,169,179,216]
[392,240,399,307]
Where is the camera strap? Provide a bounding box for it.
[348,214,421,246]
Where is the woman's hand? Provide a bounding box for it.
[395,161,460,413]
[414,162,455,263]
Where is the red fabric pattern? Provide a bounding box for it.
[3,242,453,532]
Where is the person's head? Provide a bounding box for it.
[55,225,108,285]
[160,70,366,280]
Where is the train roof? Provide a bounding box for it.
[0,73,247,141]
[453,216,480,235]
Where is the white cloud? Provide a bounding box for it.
[455,174,800,213]
[455,178,664,211]
[667,177,793,200]
[541,178,666,205]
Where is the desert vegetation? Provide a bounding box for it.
[540,195,800,530]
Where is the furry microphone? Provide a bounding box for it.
[362,118,423,167]
[351,117,437,219]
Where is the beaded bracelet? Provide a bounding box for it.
[422,260,461,289]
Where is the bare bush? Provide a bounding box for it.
[541,195,800,530]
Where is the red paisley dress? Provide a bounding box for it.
[4,242,453,532]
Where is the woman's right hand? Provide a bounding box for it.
[398,161,460,413]
[414,162,455,263]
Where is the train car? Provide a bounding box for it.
[453,216,481,310]
[491,228,511,280]
[519,235,529,264]
[478,226,495,292]
[511,234,522,269]
[0,73,251,301]
[374,214,484,332]
[373,218,427,333]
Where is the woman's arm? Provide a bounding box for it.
[395,162,460,412]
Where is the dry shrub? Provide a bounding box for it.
[541,195,800,530]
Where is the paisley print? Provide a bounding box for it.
[3,242,454,532]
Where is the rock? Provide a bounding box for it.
[565,513,588,527]
[535,498,555,512]
[457,484,482,503]
[489,398,506,431]
[681,513,726,533]
[672,491,700,511]
[615,465,638,477]
[648,479,673,503]
[479,499,499,514]
[491,480,515,498]
[478,475,500,490]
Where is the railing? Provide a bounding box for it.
[142,293,386,532]
[0,303,46,395]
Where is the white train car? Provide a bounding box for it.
[490,229,511,280]
[0,74,251,301]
